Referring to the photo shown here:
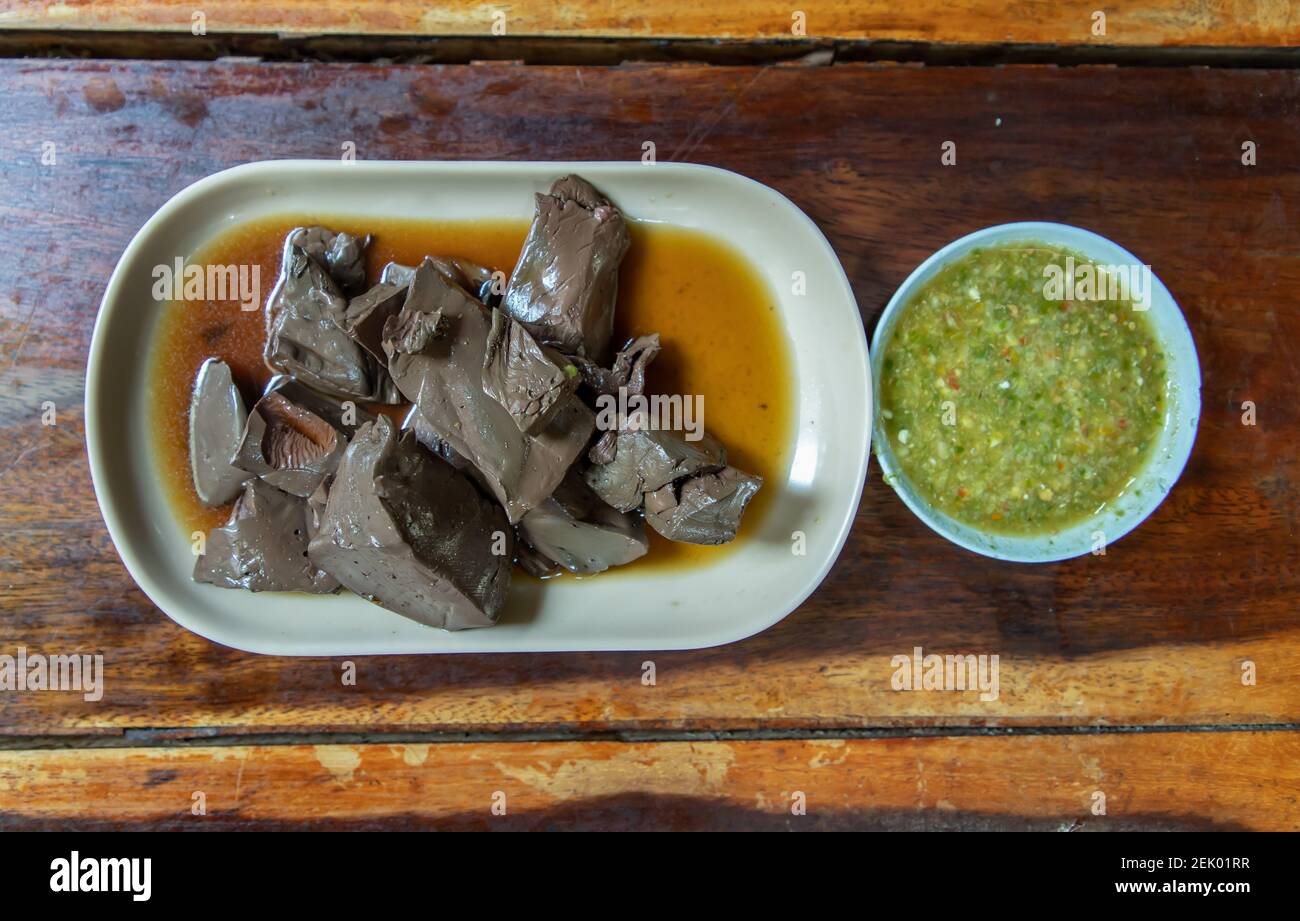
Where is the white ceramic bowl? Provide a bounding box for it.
[86,160,871,654]
[871,222,1200,562]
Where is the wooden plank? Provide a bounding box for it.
[2,731,1295,829]
[0,1,1296,47]
[1,60,1298,735]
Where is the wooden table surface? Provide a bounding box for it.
[0,7,1297,830]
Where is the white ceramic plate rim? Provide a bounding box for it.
[85,160,871,654]
[870,221,1200,563]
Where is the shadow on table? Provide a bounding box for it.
[2,795,1250,832]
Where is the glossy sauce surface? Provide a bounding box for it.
[150,215,795,573]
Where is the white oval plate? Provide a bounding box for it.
[86,160,871,654]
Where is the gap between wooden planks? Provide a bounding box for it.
[2,0,1296,47]
[1,731,1295,830]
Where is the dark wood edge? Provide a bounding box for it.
[1,29,1299,68]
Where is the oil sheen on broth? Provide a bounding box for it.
[150,215,794,574]
[879,242,1166,535]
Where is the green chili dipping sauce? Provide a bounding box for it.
[879,242,1167,535]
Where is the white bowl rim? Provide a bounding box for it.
[869,220,1201,563]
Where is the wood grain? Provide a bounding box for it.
[2,731,1295,830]
[1,60,1298,735]
[1,1,1296,47]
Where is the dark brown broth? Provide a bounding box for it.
[149,215,794,573]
